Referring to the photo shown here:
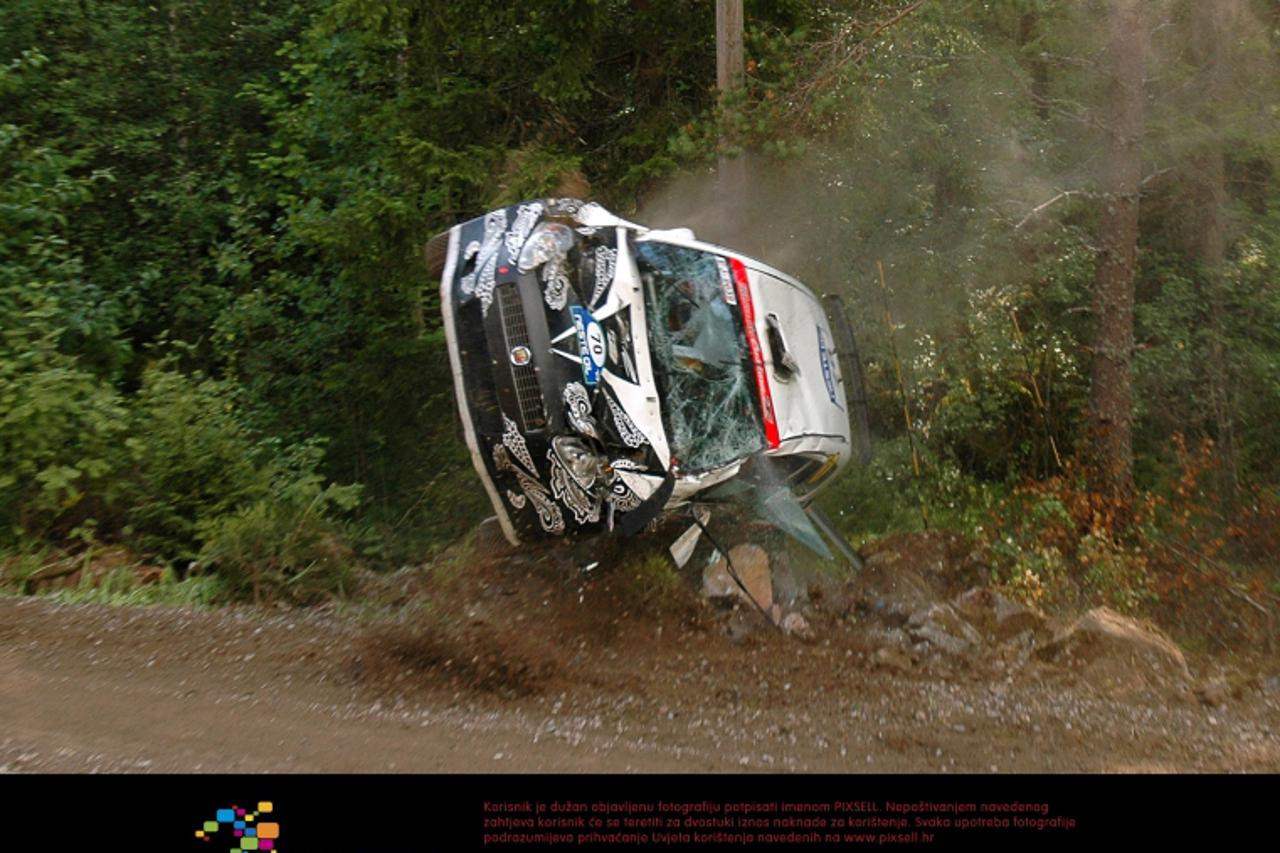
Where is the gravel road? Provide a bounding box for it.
[4,534,1278,775]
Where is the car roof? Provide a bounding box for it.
[574,202,814,297]
[631,227,813,295]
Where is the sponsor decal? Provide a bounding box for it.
[715,256,737,306]
[589,245,618,308]
[603,388,648,448]
[817,325,843,409]
[505,201,543,261]
[493,416,565,535]
[562,382,601,440]
[571,305,607,386]
[459,209,507,316]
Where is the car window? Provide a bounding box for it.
[635,240,764,472]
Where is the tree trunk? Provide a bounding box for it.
[1018,11,1050,122]
[1089,0,1147,512]
[1196,145,1241,512]
[1191,1,1240,512]
[716,0,747,211]
[715,0,744,94]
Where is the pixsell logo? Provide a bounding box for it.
[195,802,280,851]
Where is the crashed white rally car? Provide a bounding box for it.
[427,198,869,558]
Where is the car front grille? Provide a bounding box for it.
[497,283,546,431]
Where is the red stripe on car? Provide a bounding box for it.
[730,258,780,449]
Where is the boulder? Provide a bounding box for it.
[952,586,1048,643]
[702,544,773,612]
[905,603,983,656]
[872,645,914,674]
[846,553,935,625]
[1192,679,1231,707]
[1035,607,1190,692]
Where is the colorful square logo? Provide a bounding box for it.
[197,805,279,852]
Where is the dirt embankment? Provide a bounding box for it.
[2,530,1278,773]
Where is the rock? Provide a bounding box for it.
[766,550,807,610]
[905,603,983,656]
[866,626,911,649]
[1035,607,1190,693]
[1193,679,1231,707]
[996,629,1039,668]
[780,612,813,641]
[1263,675,1280,696]
[846,555,935,625]
[702,561,738,600]
[702,545,773,611]
[1194,672,1265,705]
[953,587,1047,642]
[872,646,914,674]
[724,607,758,644]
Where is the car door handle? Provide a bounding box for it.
[765,313,800,379]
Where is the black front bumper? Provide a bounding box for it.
[439,200,666,544]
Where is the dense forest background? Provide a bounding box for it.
[3,0,1278,641]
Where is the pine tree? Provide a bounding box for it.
[1088,0,1148,510]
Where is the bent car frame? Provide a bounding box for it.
[428,198,868,557]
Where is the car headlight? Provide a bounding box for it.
[551,436,605,490]
[517,222,575,273]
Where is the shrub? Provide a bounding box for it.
[123,365,275,561]
[981,465,1157,613]
[196,473,360,605]
[0,342,129,546]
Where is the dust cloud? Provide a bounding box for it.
[630,0,1276,346]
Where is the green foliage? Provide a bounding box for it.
[3,0,1280,630]
[0,347,128,543]
[123,366,277,560]
[816,436,932,536]
[0,547,58,592]
[46,569,226,609]
[1,96,129,545]
[197,473,360,604]
[977,472,1158,613]
[618,545,687,608]
[1076,532,1156,613]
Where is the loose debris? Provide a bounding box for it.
[691,529,1225,703]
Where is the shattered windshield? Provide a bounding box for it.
[635,240,764,471]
